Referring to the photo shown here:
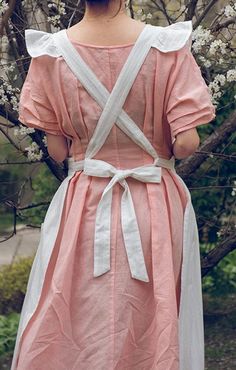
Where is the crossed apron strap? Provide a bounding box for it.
[52,27,175,282]
[53,25,159,160]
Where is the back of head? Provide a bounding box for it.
[84,0,123,17]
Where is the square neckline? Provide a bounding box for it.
[65,24,149,49]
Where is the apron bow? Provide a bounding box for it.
[82,158,162,282]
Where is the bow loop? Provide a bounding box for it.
[130,165,162,183]
[67,157,175,282]
[89,159,165,282]
[84,158,116,178]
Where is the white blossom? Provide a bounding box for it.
[192,25,213,53]
[231,181,236,196]
[134,8,152,22]
[48,2,57,8]
[214,74,226,86]
[5,64,15,72]
[14,124,35,137]
[226,69,236,82]
[224,4,236,17]
[136,9,143,16]
[0,0,8,16]
[25,141,43,161]
[48,1,66,17]
[47,15,61,26]
[0,77,20,111]
[199,56,212,68]
[42,135,48,147]
[209,39,227,56]
[208,74,227,105]
[1,34,8,44]
[205,60,211,68]
[47,1,67,26]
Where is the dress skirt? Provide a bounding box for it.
[12,168,188,370]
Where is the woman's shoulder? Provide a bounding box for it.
[23,20,193,58]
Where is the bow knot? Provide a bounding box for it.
[81,158,164,282]
[67,157,172,282]
[114,169,131,182]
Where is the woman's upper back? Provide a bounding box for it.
[18,21,215,166]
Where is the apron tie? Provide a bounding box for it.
[69,158,163,283]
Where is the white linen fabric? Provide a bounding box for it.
[11,20,204,370]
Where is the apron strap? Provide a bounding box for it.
[53,25,159,160]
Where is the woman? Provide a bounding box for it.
[11,0,216,369]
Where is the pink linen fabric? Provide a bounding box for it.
[16,37,216,370]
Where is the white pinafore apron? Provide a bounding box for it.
[11,24,204,370]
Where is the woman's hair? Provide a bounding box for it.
[85,0,123,17]
[86,0,110,5]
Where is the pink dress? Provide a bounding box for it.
[12,22,215,370]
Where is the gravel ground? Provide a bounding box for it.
[0,226,40,266]
[204,293,236,370]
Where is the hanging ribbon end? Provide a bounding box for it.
[131,273,150,283]
[93,266,110,278]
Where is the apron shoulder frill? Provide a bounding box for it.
[24,20,193,59]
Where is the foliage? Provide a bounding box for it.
[190,87,236,244]
[201,244,236,295]
[0,312,20,358]
[0,256,34,315]
[20,163,60,225]
[0,136,59,230]
[0,136,38,233]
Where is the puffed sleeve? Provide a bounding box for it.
[18,56,62,136]
[165,44,216,143]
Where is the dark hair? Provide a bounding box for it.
[85,0,110,5]
[85,0,123,17]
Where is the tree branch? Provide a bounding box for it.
[176,109,236,180]
[211,17,236,32]
[0,161,37,165]
[193,0,219,29]
[158,0,172,24]
[0,0,16,37]
[149,0,174,24]
[17,201,50,210]
[0,126,22,152]
[201,232,236,276]
[185,0,198,21]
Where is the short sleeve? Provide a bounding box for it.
[166,45,216,142]
[18,56,62,136]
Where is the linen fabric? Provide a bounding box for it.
[13,20,216,370]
